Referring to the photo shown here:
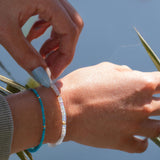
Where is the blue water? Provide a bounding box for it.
[1,0,160,159]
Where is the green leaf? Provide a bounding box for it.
[135,28,160,71]
[24,150,33,160]
[16,152,28,160]
[0,75,26,91]
[135,28,160,147]
[6,84,21,93]
[17,150,34,160]
[151,137,160,147]
[0,86,11,96]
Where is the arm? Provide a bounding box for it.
[6,62,160,153]
[7,87,69,153]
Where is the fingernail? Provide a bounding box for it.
[46,67,51,79]
[31,66,50,88]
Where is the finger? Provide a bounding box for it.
[135,119,160,138]
[153,72,160,94]
[40,32,60,58]
[27,19,50,42]
[59,0,84,30]
[44,0,78,53]
[115,65,132,72]
[1,23,46,73]
[45,50,70,79]
[155,85,160,94]
[123,137,148,153]
[149,97,160,116]
[38,0,81,78]
[143,71,160,94]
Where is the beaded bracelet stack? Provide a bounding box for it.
[27,68,67,152]
[46,67,67,147]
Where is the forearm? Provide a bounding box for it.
[7,87,63,153]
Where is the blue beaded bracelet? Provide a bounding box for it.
[27,88,46,152]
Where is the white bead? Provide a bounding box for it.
[48,80,67,147]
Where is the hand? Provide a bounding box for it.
[0,0,83,78]
[59,62,160,153]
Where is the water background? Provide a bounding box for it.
[1,0,160,159]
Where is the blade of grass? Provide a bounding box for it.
[16,152,28,160]
[24,150,33,160]
[135,28,160,147]
[151,137,160,147]
[0,86,11,96]
[0,90,7,96]
[134,28,160,71]
[6,84,21,93]
[0,75,26,91]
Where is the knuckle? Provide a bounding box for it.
[75,15,84,30]
[98,62,106,66]
[121,65,132,71]
[98,62,111,67]
[143,77,156,91]
[142,105,153,115]
[97,62,108,69]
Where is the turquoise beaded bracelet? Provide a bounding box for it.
[27,88,46,152]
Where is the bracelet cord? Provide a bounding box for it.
[27,88,46,153]
[48,81,67,147]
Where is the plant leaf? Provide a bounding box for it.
[6,84,21,93]
[16,152,28,160]
[0,75,26,91]
[0,86,11,96]
[24,150,33,160]
[151,137,160,147]
[135,28,160,71]
[135,28,160,147]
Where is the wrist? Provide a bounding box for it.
[7,86,63,153]
[35,87,62,144]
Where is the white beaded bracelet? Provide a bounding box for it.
[46,68,67,147]
[50,82,67,147]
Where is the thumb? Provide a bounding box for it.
[1,24,51,87]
